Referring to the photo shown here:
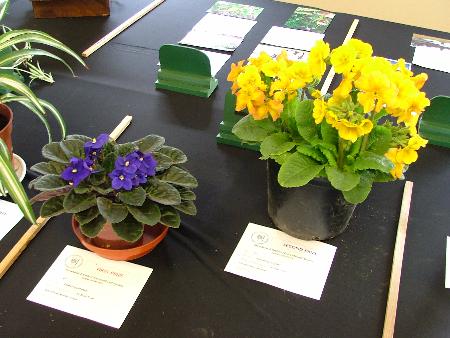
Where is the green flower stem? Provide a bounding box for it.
[359,111,375,154]
[338,137,345,169]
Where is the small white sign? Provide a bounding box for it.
[0,199,24,241]
[412,45,450,73]
[225,223,336,300]
[261,26,324,52]
[27,246,153,328]
[250,44,309,62]
[446,236,450,288]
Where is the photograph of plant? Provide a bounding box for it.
[285,6,335,34]
[207,1,263,20]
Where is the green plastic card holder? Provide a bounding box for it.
[419,96,450,148]
[155,44,218,98]
[216,90,259,151]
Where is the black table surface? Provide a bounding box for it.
[1,1,449,337]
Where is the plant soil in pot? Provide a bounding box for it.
[267,160,356,240]
[0,104,13,157]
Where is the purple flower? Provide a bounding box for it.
[132,172,148,187]
[109,169,134,191]
[135,151,157,176]
[84,133,109,158]
[61,157,92,187]
[114,155,139,174]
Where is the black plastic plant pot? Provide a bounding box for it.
[267,160,356,241]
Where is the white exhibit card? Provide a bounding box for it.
[446,236,450,288]
[201,50,231,76]
[250,44,309,62]
[0,199,23,241]
[27,246,153,328]
[412,46,450,73]
[261,26,324,52]
[225,223,336,300]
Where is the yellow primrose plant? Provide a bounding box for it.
[229,39,429,203]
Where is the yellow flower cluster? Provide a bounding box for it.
[227,41,329,121]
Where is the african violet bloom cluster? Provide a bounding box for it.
[30,134,198,243]
[229,39,429,204]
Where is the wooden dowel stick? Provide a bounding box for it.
[82,0,166,58]
[0,116,133,279]
[320,19,359,96]
[382,181,414,338]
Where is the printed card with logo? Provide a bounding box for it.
[225,223,336,300]
[27,246,152,328]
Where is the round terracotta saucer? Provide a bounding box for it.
[72,220,168,261]
[0,153,26,197]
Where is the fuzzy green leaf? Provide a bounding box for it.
[368,126,392,155]
[60,139,84,158]
[80,215,105,238]
[160,206,181,228]
[260,132,295,159]
[153,152,173,171]
[176,186,196,201]
[353,152,394,173]
[127,199,161,225]
[30,174,69,191]
[92,185,114,195]
[325,167,360,191]
[102,152,117,174]
[65,135,92,143]
[89,172,106,186]
[278,152,324,187]
[30,161,66,175]
[232,115,277,142]
[40,195,65,218]
[42,142,70,163]
[342,174,373,204]
[158,166,198,188]
[157,145,187,164]
[296,144,326,163]
[74,206,99,226]
[294,99,317,142]
[112,215,144,242]
[173,200,197,216]
[271,152,292,165]
[146,178,181,205]
[63,190,97,213]
[320,121,338,145]
[115,143,136,157]
[134,135,165,153]
[317,146,337,167]
[118,187,146,206]
[96,197,128,223]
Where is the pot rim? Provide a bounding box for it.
[0,103,13,135]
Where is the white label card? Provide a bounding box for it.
[261,26,324,51]
[0,199,23,241]
[27,246,153,328]
[225,223,336,300]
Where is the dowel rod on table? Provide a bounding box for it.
[382,181,414,338]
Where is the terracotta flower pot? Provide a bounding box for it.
[267,160,356,241]
[0,103,13,158]
[72,217,169,261]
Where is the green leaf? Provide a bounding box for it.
[92,185,114,195]
[42,142,70,163]
[296,144,326,162]
[118,186,146,206]
[176,186,196,201]
[0,139,36,224]
[74,180,93,194]
[160,206,181,228]
[367,126,392,155]
[112,215,144,242]
[89,172,105,186]
[325,167,360,191]
[271,152,292,165]
[353,152,394,173]
[373,108,389,123]
[96,197,128,223]
[281,99,301,137]
[0,73,45,114]
[66,135,92,143]
[320,121,338,145]
[80,215,105,238]
[342,174,373,204]
[0,0,10,22]
[157,145,187,164]
[74,207,99,226]
[317,146,337,167]
[134,135,165,153]
[60,139,84,158]
[115,142,136,157]
[158,166,198,188]
[29,174,69,191]
[348,138,362,157]
[146,178,181,205]
[173,200,197,216]
[127,199,161,225]
[102,152,117,173]
[278,152,324,187]
[63,190,96,213]
[232,115,277,142]
[40,195,65,217]
[152,151,173,171]
[294,99,317,142]
[260,132,295,159]
[30,161,66,175]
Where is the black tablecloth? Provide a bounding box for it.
[1,1,449,337]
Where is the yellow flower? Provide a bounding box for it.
[397,147,418,164]
[394,58,413,77]
[313,99,327,124]
[268,99,284,121]
[347,39,373,59]
[334,118,373,143]
[249,52,272,69]
[330,45,356,74]
[385,148,405,179]
[411,73,428,90]
[325,110,339,127]
[408,134,428,150]
[227,60,244,82]
[308,40,330,78]
[310,89,322,99]
[235,88,265,116]
[285,61,313,90]
[333,76,353,99]
[355,70,396,112]
[236,65,266,92]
